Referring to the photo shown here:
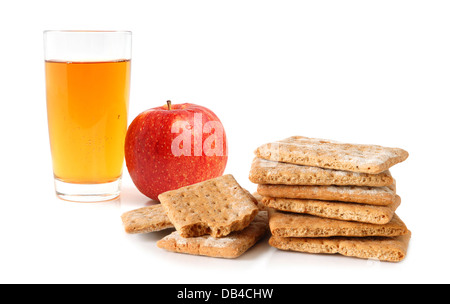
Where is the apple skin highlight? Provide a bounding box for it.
[125,102,228,201]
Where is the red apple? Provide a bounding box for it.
[125,101,228,201]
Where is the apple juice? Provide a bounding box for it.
[45,60,130,184]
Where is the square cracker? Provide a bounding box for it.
[269,211,408,237]
[249,158,394,187]
[157,211,269,258]
[158,174,259,238]
[255,136,409,174]
[261,195,401,224]
[257,183,396,206]
[269,231,411,262]
[121,204,173,234]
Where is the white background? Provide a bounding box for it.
[1,0,449,284]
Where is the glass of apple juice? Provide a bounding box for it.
[44,30,131,202]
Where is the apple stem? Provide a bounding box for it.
[167,100,172,110]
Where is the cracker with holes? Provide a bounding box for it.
[261,195,401,224]
[269,231,411,262]
[249,158,394,187]
[158,174,259,238]
[157,211,268,258]
[255,136,408,174]
[269,211,409,238]
[257,183,397,206]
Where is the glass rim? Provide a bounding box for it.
[43,30,132,35]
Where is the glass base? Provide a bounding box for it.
[54,178,121,202]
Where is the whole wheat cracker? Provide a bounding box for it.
[257,184,396,206]
[269,211,408,238]
[255,136,409,174]
[121,204,173,234]
[249,158,394,187]
[158,174,259,238]
[261,195,401,224]
[157,211,269,258]
[269,231,411,262]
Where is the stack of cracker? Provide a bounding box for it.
[121,174,269,259]
[249,136,411,262]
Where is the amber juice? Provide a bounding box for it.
[45,60,130,184]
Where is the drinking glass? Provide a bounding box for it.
[44,30,131,202]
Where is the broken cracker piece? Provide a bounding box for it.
[159,174,259,238]
[121,204,173,234]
